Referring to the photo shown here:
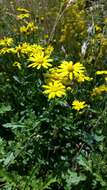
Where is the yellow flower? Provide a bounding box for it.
[95,25,102,32]
[0,37,13,46]
[19,22,38,34]
[19,43,32,54]
[58,61,74,80]
[44,34,49,39]
[43,81,66,99]
[13,62,21,70]
[28,52,53,69]
[45,45,54,56]
[13,43,45,58]
[58,61,88,82]
[92,85,107,96]
[19,26,28,33]
[27,22,38,31]
[17,13,30,20]
[72,100,87,111]
[16,7,29,13]
[96,70,107,75]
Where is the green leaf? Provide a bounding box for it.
[76,155,92,172]
[3,123,25,129]
[65,170,86,190]
[0,104,11,114]
[4,152,15,166]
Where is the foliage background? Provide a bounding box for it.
[0,0,107,189]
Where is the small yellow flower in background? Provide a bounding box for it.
[92,85,107,96]
[66,86,72,91]
[0,37,13,46]
[19,26,28,33]
[96,70,107,75]
[43,81,66,99]
[95,25,102,32]
[28,52,53,69]
[13,62,21,70]
[72,100,87,111]
[44,34,49,39]
[27,22,38,31]
[45,45,54,56]
[19,22,38,34]
[16,7,29,13]
[17,13,30,20]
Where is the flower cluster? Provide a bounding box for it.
[43,60,92,100]
[16,7,30,20]
[0,39,53,69]
[19,22,38,34]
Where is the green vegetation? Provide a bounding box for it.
[0,0,107,189]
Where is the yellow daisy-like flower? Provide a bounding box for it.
[0,37,13,46]
[58,61,87,82]
[58,61,74,80]
[28,52,53,69]
[43,81,66,99]
[72,100,87,111]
